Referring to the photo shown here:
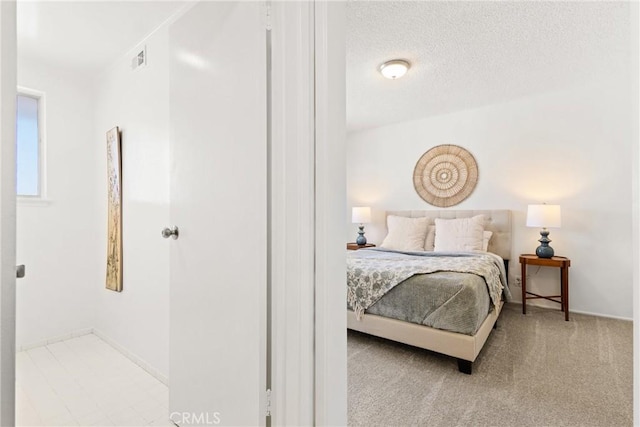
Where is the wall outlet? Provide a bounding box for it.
[514,277,522,286]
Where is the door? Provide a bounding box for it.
[0,1,17,425]
[168,2,266,425]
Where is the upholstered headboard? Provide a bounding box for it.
[385,210,513,261]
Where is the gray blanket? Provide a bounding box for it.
[347,249,510,320]
[363,271,491,335]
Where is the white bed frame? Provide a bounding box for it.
[347,209,512,374]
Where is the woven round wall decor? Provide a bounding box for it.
[413,144,478,207]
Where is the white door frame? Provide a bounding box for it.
[0,1,17,425]
[269,1,346,425]
[269,1,315,424]
[313,2,347,425]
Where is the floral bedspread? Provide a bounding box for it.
[347,249,509,319]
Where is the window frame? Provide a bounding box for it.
[16,86,47,204]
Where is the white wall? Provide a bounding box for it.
[92,27,171,378]
[347,79,634,319]
[16,57,101,348]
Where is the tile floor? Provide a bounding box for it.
[16,334,173,426]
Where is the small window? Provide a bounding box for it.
[16,93,42,197]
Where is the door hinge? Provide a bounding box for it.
[265,3,272,31]
[265,388,272,417]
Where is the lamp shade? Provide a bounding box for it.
[352,207,371,224]
[526,204,561,228]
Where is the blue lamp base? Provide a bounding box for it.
[535,228,554,258]
[356,224,367,245]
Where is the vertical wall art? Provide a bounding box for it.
[106,127,123,292]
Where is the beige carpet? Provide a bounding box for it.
[348,303,632,426]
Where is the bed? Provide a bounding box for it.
[347,209,512,374]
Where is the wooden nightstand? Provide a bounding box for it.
[519,254,571,321]
[347,243,376,250]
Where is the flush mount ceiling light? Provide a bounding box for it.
[379,59,411,79]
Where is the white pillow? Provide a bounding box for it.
[482,231,493,252]
[427,227,491,251]
[424,225,436,251]
[434,215,485,252]
[380,216,429,251]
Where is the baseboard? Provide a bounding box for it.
[568,309,632,322]
[512,301,633,322]
[18,328,93,352]
[92,328,169,385]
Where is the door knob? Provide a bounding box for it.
[16,265,25,279]
[162,226,179,240]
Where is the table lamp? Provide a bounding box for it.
[352,207,371,245]
[526,204,561,258]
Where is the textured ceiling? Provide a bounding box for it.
[18,1,188,75]
[347,1,630,131]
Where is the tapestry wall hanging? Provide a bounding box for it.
[413,144,478,207]
[106,127,123,292]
